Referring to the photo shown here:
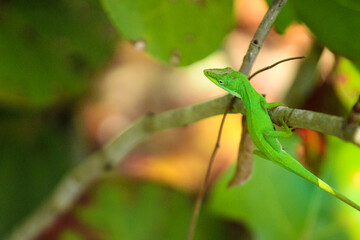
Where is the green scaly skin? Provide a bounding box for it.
[204,67,360,211]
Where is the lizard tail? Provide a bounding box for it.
[316,178,360,211]
[279,152,360,211]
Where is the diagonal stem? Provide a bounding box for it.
[186,97,236,240]
[239,0,288,75]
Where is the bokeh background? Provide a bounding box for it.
[1,0,360,239]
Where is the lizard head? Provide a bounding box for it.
[203,67,245,98]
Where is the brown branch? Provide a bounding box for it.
[5,94,360,240]
[239,0,288,75]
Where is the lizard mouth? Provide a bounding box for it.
[203,69,212,77]
[203,69,219,84]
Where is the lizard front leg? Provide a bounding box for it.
[261,100,294,133]
[263,128,292,138]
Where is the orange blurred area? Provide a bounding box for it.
[119,114,242,192]
[79,0,315,193]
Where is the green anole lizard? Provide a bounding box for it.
[204,67,360,211]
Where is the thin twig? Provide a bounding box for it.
[248,56,305,80]
[186,97,236,240]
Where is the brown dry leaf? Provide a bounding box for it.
[228,116,254,187]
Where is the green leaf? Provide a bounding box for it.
[334,58,360,109]
[76,181,228,240]
[265,0,360,65]
[0,0,117,109]
[208,135,357,240]
[0,116,72,238]
[293,0,360,64]
[60,230,83,240]
[101,0,234,66]
[325,137,360,239]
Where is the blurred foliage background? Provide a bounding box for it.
[1,0,360,239]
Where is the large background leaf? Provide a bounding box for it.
[0,0,116,109]
[0,115,72,237]
[0,0,117,237]
[294,0,360,65]
[334,58,360,109]
[101,0,234,66]
[266,0,360,65]
[70,181,229,240]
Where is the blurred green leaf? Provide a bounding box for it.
[0,116,72,238]
[60,230,83,240]
[294,0,360,65]
[334,58,360,109]
[265,0,360,65]
[208,135,356,240]
[0,0,116,109]
[325,137,360,239]
[76,180,228,240]
[101,0,234,66]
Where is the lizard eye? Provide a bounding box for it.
[219,80,224,84]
